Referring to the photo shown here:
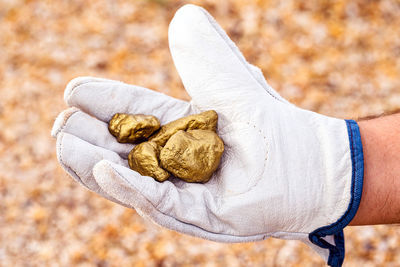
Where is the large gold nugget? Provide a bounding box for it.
[149,110,218,147]
[159,129,224,183]
[128,141,170,182]
[109,113,160,143]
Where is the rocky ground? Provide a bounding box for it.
[1,0,400,266]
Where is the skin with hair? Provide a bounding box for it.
[350,113,400,225]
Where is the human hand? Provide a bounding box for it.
[52,5,363,267]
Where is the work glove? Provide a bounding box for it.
[51,4,364,267]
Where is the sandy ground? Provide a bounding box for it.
[1,0,400,266]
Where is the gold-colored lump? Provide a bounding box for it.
[149,110,218,147]
[108,110,224,183]
[160,129,224,183]
[108,113,160,143]
[128,141,170,182]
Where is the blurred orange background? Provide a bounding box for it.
[1,0,400,266]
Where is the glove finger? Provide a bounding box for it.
[94,160,269,242]
[56,132,128,205]
[169,4,281,114]
[64,76,194,124]
[93,160,226,233]
[51,107,132,159]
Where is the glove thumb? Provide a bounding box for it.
[169,4,277,116]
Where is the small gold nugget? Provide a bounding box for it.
[149,110,218,147]
[128,141,170,182]
[160,129,224,183]
[109,113,160,143]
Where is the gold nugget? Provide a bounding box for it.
[149,110,218,147]
[160,129,224,183]
[109,113,160,143]
[128,141,170,182]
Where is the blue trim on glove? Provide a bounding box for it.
[309,120,364,267]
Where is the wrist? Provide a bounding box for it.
[350,114,400,225]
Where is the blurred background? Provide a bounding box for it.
[1,0,400,266]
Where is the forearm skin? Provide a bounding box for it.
[350,113,400,225]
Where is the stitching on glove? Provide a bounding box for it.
[219,121,268,199]
[235,121,268,196]
[199,7,281,103]
[56,133,85,186]
[246,63,290,104]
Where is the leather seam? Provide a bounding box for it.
[57,133,85,186]
[199,7,281,102]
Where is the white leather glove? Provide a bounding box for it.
[51,5,364,267]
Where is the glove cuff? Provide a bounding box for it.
[309,120,364,267]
